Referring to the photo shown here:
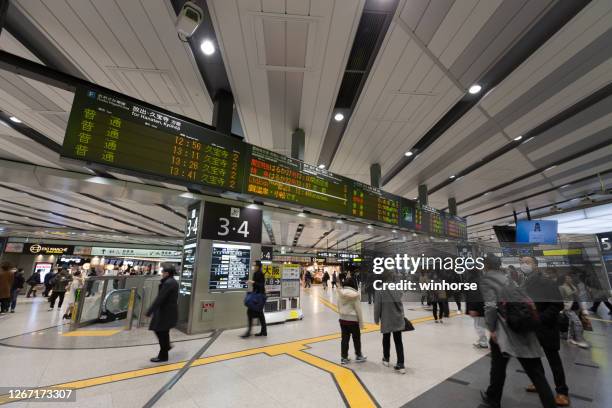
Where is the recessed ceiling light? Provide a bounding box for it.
[449,175,456,179]
[404,151,413,157]
[468,84,482,94]
[200,39,215,55]
[560,184,571,189]
[334,113,344,122]
[246,203,259,209]
[9,116,21,123]
[318,164,325,169]
[297,212,306,217]
[513,135,523,141]
[391,229,397,233]
[336,219,343,224]
[367,224,373,229]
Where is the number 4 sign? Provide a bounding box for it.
[201,201,263,244]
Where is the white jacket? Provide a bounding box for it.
[336,287,364,328]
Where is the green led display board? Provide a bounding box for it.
[247,145,350,215]
[351,181,400,225]
[62,87,467,239]
[62,88,245,192]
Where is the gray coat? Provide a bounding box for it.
[481,270,543,358]
[374,289,405,334]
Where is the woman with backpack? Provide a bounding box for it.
[374,270,406,374]
[336,276,366,365]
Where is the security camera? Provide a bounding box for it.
[176,1,203,40]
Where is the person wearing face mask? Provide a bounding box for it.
[520,256,569,407]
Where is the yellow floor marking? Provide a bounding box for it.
[0,295,463,406]
[588,316,612,323]
[62,329,122,337]
[318,295,339,312]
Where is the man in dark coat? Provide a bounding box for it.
[146,265,179,363]
[521,256,569,407]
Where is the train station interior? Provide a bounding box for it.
[0,0,611,407]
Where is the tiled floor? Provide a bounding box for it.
[1,287,611,407]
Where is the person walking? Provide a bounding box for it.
[26,269,41,298]
[43,269,56,297]
[10,268,25,313]
[146,265,179,363]
[336,276,366,365]
[48,269,70,311]
[242,260,267,338]
[331,271,338,288]
[466,268,487,349]
[479,254,556,408]
[521,258,570,407]
[322,271,330,290]
[559,273,588,348]
[0,262,15,313]
[374,270,406,374]
[63,271,84,320]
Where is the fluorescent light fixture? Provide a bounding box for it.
[334,113,344,122]
[513,135,523,141]
[560,184,571,189]
[200,39,215,55]
[246,204,259,210]
[297,212,306,217]
[318,164,325,169]
[449,175,456,179]
[468,84,482,94]
[336,219,343,224]
[522,136,534,144]
[544,165,557,172]
[9,116,21,123]
[367,225,373,229]
[404,151,413,157]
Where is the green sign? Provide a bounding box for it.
[351,181,400,225]
[62,88,245,192]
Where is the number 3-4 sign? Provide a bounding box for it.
[202,202,262,244]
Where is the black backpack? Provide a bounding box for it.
[498,282,539,333]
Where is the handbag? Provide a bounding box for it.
[393,300,415,332]
[244,292,267,312]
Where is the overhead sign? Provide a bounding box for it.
[90,247,182,258]
[62,88,246,192]
[3,242,24,253]
[23,243,74,255]
[201,201,262,243]
[261,246,273,261]
[597,232,612,254]
[179,202,202,297]
[61,86,467,239]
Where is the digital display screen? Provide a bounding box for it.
[399,199,415,229]
[351,181,399,225]
[247,145,350,214]
[445,214,468,240]
[62,88,245,191]
[516,220,558,244]
[209,243,251,291]
[415,205,445,236]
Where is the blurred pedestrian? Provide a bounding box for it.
[10,268,25,313]
[146,265,179,362]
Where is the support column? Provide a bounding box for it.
[448,197,457,216]
[418,184,428,206]
[0,0,8,36]
[370,163,381,188]
[212,90,233,135]
[512,210,518,225]
[525,206,531,221]
[291,128,305,161]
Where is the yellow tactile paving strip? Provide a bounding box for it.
[62,329,123,337]
[0,296,453,407]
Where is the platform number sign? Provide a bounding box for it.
[261,246,273,261]
[202,201,262,244]
[184,204,200,242]
[597,232,612,253]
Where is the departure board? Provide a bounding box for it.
[209,243,251,291]
[247,145,350,214]
[445,214,468,240]
[415,204,444,235]
[62,88,245,192]
[351,181,399,225]
[399,199,416,229]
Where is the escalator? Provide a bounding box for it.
[98,289,132,322]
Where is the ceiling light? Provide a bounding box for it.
[544,165,557,172]
[391,229,397,233]
[297,212,306,217]
[200,39,215,55]
[334,113,344,122]
[513,135,523,141]
[404,151,413,157]
[468,84,482,94]
[367,224,373,229]
[318,164,325,169]
[522,136,534,144]
[336,219,343,224]
[560,184,571,189]
[246,204,259,210]
[9,116,22,123]
[449,175,456,179]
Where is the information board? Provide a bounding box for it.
[445,214,468,240]
[209,243,251,291]
[399,198,416,229]
[351,181,399,225]
[263,264,281,297]
[247,145,350,215]
[179,203,200,297]
[201,201,262,243]
[415,204,444,235]
[62,88,245,191]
